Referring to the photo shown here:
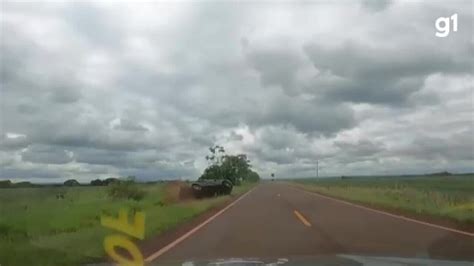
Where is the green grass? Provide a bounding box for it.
[0,182,257,266]
[291,175,474,223]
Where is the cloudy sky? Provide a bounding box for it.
[1,0,473,183]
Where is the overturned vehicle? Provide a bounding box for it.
[191,178,233,198]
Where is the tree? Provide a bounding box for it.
[103,177,119,186]
[90,179,104,186]
[64,179,80,186]
[200,164,222,180]
[205,145,226,166]
[220,154,252,184]
[14,181,33,188]
[200,146,259,185]
[201,145,227,181]
[107,178,145,201]
[247,170,260,182]
[0,180,12,188]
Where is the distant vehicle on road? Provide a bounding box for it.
[191,178,233,198]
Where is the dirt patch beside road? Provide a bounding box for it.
[163,181,195,204]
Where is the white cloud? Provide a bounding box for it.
[1,0,472,182]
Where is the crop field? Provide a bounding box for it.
[291,175,474,224]
[0,182,255,266]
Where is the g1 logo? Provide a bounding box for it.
[101,209,145,266]
[435,13,458,38]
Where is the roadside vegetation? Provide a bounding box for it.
[0,145,260,265]
[200,145,260,184]
[291,174,474,224]
[0,179,257,265]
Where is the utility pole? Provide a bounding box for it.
[316,160,319,178]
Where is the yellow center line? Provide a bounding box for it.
[294,210,311,227]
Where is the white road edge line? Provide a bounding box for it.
[144,186,258,262]
[292,185,474,237]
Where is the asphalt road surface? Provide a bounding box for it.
[149,183,473,264]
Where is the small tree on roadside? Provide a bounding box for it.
[247,170,260,182]
[0,180,12,188]
[200,145,260,185]
[90,179,104,186]
[107,177,146,201]
[200,164,222,180]
[205,145,226,166]
[64,179,80,186]
[103,177,119,186]
[220,154,252,184]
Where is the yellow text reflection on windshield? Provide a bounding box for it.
[101,209,146,266]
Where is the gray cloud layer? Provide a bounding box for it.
[1,1,473,182]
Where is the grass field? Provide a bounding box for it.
[0,182,256,266]
[291,175,474,224]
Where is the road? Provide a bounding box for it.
[147,183,473,264]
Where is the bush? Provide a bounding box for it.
[90,179,104,186]
[244,170,260,182]
[0,180,12,188]
[0,223,28,241]
[64,179,80,186]
[107,180,146,201]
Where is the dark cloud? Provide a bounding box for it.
[119,163,199,181]
[1,1,472,181]
[361,0,392,12]
[246,48,305,93]
[62,2,123,48]
[49,86,82,103]
[113,119,149,132]
[303,40,471,105]
[0,167,61,180]
[335,139,385,157]
[16,103,40,114]
[73,148,161,168]
[258,150,296,165]
[257,126,299,150]
[396,129,474,161]
[21,145,72,164]
[191,135,215,147]
[228,131,244,141]
[0,134,31,151]
[246,95,356,135]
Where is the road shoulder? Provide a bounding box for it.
[139,185,258,260]
[290,183,474,235]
